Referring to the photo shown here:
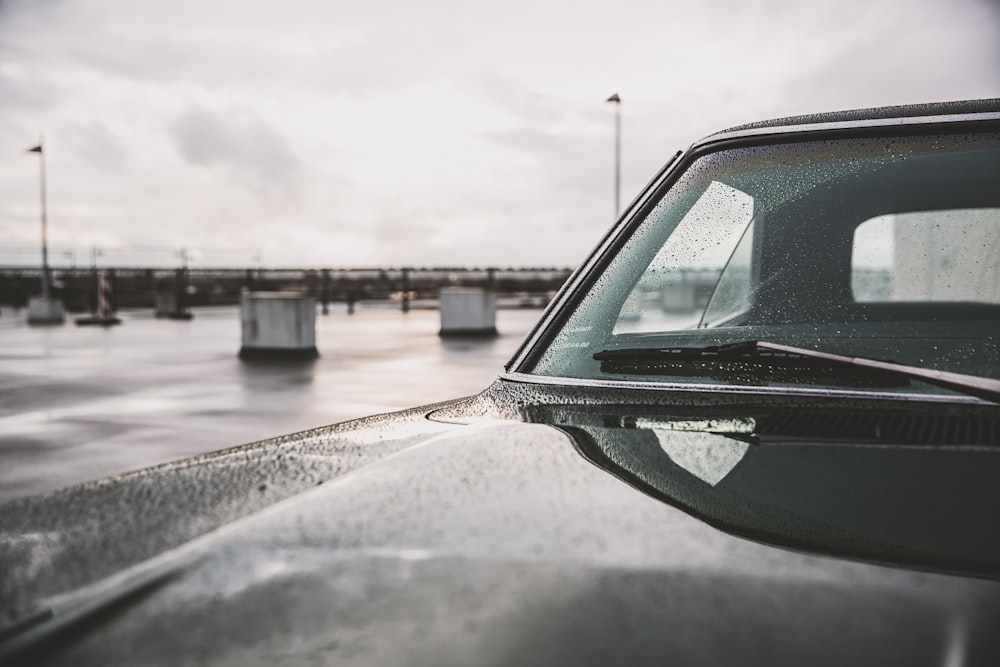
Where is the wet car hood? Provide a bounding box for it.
[3,380,1000,665]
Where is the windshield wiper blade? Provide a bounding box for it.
[594,340,1000,404]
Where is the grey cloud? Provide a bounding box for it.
[472,74,573,126]
[471,75,678,199]
[2,1,308,91]
[774,0,1000,111]
[478,102,658,214]
[170,104,301,192]
[478,127,614,221]
[0,0,467,97]
[64,121,127,172]
[2,0,998,269]
[0,71,58,111]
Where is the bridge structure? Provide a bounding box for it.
[0,266,578,313]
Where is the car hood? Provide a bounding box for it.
[3,382,1000,665]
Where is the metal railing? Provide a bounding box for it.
[0,266,575,312]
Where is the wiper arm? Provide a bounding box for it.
[594,340,1000,404]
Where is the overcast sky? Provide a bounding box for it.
[1,0,998,269]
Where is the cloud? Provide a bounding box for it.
[63,120,128,172]
[0,62,59,111]
[0,0,997,268]
[169,104,301,193]
[775,0,1000,111]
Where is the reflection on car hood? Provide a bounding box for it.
[2,384,1000,665]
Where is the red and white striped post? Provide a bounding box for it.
[97,270,113,319]
[75,269,121,326]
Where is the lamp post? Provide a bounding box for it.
[25,136,65,324]
[606,93,621,218]
[27,137,50,297]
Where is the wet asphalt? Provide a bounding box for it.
[0,303,544,502]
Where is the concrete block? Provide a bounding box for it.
[439,287,497,337]
[154,293,178,316]
[27,296,65,325]
[155,293,193,320]
[239,292,318,359]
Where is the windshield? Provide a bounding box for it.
[531,130,1000,398]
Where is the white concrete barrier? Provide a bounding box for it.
[27,296,65,325]
[438,287,497,337]
[239,292,318,359]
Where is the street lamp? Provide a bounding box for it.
[606,93,621,218]
[25,136,64,324]
[26,137,50,297]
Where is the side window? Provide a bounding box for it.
[852,209,1000,303]
[612,181,755,334]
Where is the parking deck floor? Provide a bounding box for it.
[0,304,543,502]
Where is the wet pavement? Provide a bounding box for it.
[0,304,544,502]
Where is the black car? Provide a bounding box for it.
[3,99,1000,666]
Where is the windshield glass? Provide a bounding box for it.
[531,130,1000,397]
